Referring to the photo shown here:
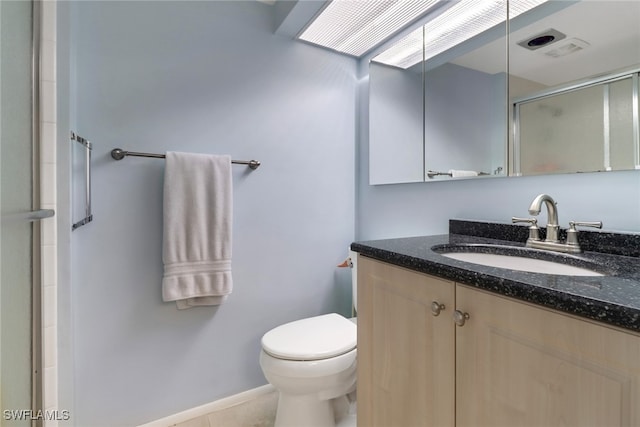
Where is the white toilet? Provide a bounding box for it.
[259,252,358,427]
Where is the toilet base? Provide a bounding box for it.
[274,393,347,427]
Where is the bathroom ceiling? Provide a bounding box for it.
[274,0,638,89]
[451,1,640,87]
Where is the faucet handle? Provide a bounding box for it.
[512,217,540,241]
[512,217,537,224]
[569,221,603,230]
[567,221,603,246]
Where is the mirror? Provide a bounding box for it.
[508,0,640,175]
[369,0,510,184]
[369,0,640,185]
[422,1,508,182]
[369,35,425,184]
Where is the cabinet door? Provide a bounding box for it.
[456,284,640,427]
[357,256,455,427]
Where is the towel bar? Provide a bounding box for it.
[111,148,261,170]
[427,170,453,178]
[72,132,93,230]
[427,170,491,179]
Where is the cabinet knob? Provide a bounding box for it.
[431,301,446,316]
[453,310,470,326]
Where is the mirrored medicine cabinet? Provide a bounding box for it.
[369,0,640,185]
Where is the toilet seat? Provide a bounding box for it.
[262,313,356,361]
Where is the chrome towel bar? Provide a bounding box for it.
[72,132,93,230]
[111,148,261,170]
[426,170,490,179]
[427,170,453,178]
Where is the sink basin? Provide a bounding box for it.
[432,244,605,277]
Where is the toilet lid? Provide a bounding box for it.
[261,313,357,361]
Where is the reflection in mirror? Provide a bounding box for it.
[508,0,640,176]
[369,0,528,185]
[422,0,508,181]
[368,0,640,185]
[515,71,638,175]
[369,31,424,185]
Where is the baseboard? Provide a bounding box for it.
[137,384,276,427]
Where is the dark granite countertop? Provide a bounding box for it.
[351,220,640,333]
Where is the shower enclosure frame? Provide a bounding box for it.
[512,67,640,175]
[31,0,44,418]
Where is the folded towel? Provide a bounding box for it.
[162,152,233,309]
[449,169,478,178]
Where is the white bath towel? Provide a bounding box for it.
[448,169,478,178]
[162,151,233,309]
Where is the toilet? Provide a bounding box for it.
[259,252,358,427]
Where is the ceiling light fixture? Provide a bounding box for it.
[298,0,441,57]
[374,0,547,69]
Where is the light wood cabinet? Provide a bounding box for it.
[357,255,455,427]
[357,255,640,427]
[456,284,640,427]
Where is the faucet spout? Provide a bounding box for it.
[528,194,559,242]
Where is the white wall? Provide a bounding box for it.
[70,2,356,425]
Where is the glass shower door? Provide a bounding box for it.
[1,0,42,424]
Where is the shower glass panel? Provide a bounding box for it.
[516,74,638,175]
[609,78,636,171]
[1,0,35,424]
[519,85,605,174]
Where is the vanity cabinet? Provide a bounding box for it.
[357,256,455,427]
[456,284,640,427]
[357,255,640,427]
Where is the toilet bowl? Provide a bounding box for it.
[259,313,357,427]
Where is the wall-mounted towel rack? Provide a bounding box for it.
[427,170,453,178]
[427,170,490,179]
[110,148,261,170]
[72,132,93,230]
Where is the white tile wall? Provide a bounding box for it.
[39,1,58,425]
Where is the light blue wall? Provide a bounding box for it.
[70,1,355,425]
[356,65,640,240]
[424,63,505,176]
[369,63,423,184]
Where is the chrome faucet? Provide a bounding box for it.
[512,194,602,253]
[528,194,560,243]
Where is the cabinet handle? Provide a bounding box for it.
[453,310,470,326]
[431,301,446,316]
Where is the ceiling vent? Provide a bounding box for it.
[543,38,590,58]
[517,28,566,51]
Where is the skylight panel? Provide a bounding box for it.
[298,0,440,57]
[373,0,547,69]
